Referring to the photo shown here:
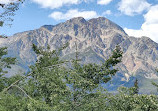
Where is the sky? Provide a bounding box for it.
[0,0,158,43]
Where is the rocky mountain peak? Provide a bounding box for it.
[45,17,127,38]
[42,25,54,31]
[88,17,109,24]
[140,36,156,44]
[1,17,158,93]
[88,17,127,35]
[129,36,158,49]
[68,17,87,24]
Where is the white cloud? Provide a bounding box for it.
[97,0,112,5]
[124,5,158,43]
[49,9,98,20]
[124,28,144,37]
[118,0,151,16]
[31,0,80,9]
[102,10,112,15]
[83,0,94,3]
[31,0,95,9]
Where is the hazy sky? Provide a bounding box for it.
[1,0,158,43]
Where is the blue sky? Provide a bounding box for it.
[0,0,158,43]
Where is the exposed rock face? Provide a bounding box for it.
[1,17,158,93]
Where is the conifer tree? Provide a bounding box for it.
[133,78,139,94]
[64,45,123,110]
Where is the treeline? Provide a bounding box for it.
[0,44,158,111]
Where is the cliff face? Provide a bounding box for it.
[1,17,158,93]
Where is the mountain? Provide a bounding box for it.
[1,17,158,93]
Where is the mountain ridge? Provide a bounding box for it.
[1,17,158,93]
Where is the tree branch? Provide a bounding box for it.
[2,72,32,93]
[12,85,32,99]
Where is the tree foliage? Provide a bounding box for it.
[107,87,158,111]
[0,47,16,92]
[0,0,24,38]
[0,0,24,27]
[0,44,158,111]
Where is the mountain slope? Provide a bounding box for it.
[1,17,158,93]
